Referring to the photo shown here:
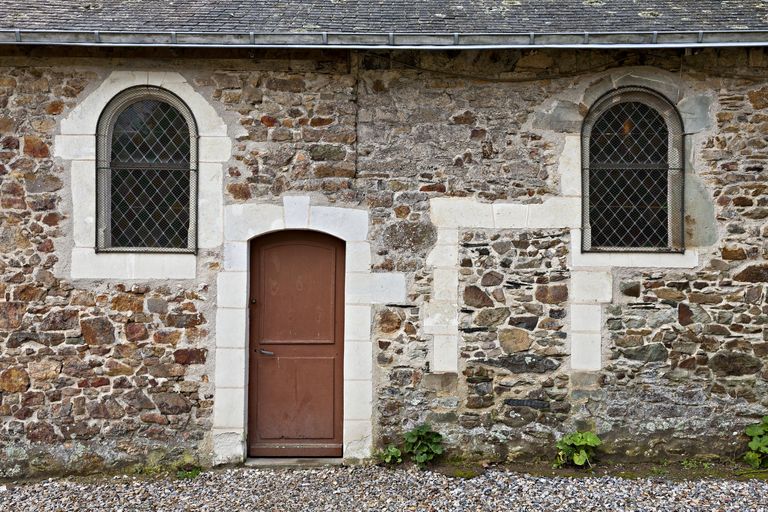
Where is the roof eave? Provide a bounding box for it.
[1,29,768,49]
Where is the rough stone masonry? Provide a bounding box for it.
[1,45,768,477]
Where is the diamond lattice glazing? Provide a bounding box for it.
[111,100,190,165]
[585,99,676,250]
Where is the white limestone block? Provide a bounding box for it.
[223,242,248,271]
[426,242,458,267]
[217,272,248,308]
[571,331,602,371]
[629,250,699,268]
[344,341,373,381]
[433,268,458,301]
[493,203,529,228]
[224,203,284,241]
[527,196,580,228]
[343,420,373,459]
[344,304,372,340]
[213,388,246,429]
[432,334,459,373]
[343,380,373,421]
[199,136,233,163]
[215,307,248,348]
[198,162,224,248]
[559,135,582,197]
[571,270,613,303]
[215,348,246,388]
[282,195,311,228]
[309,206,369,241]
[368,273,407,304]
[345,241,372,272]
[570,304,602,332]
[422,301,459,334]
[212,430,245,465]
[70,249,196,280]
[54,135,95,160]
[430,198,494,228]
[70,160,96,248]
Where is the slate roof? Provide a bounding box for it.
[1,1,768,48]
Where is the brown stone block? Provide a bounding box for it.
[464,286,494,308]
[125,322,149,342]
[28,360,61,382]
[0,367,30,392]
[39,309,79,331]
[78,377,110,388]
[475,307,510,327]
[227,182,251,200]
[687,292,723,305]
[26,421,57,443]
[22,136,50,158]
[80,316,115,345]
[111,293,144,313]
[0,301,25,329]
[499,327,532,353]
[165,313,205,328]
[105,360,134,376]
[709,350,762,376]
[152,392,192,415]
[735,264,768,283]
[153,329,182,346]
[173,348,207,365]
[377,309,402,334]
[264,77,305,93]
[534,284,568,304]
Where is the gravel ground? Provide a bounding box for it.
[1,466,768,512]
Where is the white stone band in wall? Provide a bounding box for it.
[423,133,700,375]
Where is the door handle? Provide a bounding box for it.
[258,349,275,356]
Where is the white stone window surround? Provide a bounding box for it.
[56,71,229,279]
[212,196,407,464]
[424,133,700,375]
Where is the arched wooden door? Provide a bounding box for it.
[248,230,345,457]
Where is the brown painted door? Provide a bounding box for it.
[248,230,344,457]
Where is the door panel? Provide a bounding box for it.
[256,357,335,440]
[259,243,336,344]
[248,231,345,457]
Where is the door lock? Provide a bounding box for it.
[258,349,275,356]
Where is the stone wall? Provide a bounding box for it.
[0,65,216,478]
[1,46,768,476]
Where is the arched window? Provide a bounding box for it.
[96,86,198,252]
[581,87,684,252]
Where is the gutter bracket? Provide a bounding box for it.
[171,31,177,44]
[453,32,459,45]
[322,32,328,44]
[388,32,394,45]
[698,31,704,43]
[529,32,535,45]
[651,31,658,44]
[14,29,20,42]
[94,30,100,43]
[583,32,589,44]
[250,31,255,45]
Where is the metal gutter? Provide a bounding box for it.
[0,29,767,49]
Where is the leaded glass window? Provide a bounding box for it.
[581,87,684,252]
[96,86,198,252]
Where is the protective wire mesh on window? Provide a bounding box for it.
[96,87,198,253]
[582,88,684,252]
